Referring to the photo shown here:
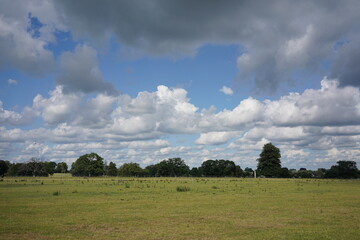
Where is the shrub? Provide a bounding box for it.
[176,186,190,192]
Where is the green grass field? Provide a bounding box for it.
[1,175,359,240]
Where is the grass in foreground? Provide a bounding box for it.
[1,175,359,240]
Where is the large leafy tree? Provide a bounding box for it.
[7,163,23,176]
[189,167,201,177]
[257,143,282,177]
[144,164,159,177]
[325,160,359,179]
[45,161,57,175]
[16,158,49,177]
[0,160,10,177]
[200,159,241,177]
[156,158,190,177]
[118,162,144,177]
[55,162,68,173]
[71,153,105,177]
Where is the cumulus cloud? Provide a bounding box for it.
[245,126,309,142]
[2,79,360,167]
[195,131,239,145]
[57,44,117,95]
[265,78,360,126]
[72,94,116,128]
[113,85,199,135]
[216,97,264,129]
[219,86,233,95]
[33,86,81,125]
[0,101,34,126]
[128,139,170,149]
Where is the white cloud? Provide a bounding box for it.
[128,139,170,149]
[33,86,81,125]
[113,85,199,135]
[8,79,18,85]
[245,126,309,142]
[265,78,360,126]
[219,86,233,95]
[195,131,239,145]
[284,149,309,158]
[72,94,116,128]
[0,101,34,126]
[216,97,264,128]
[228,138,269,151]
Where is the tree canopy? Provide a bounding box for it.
[0,160,10,177]
[257,143,282,177]
[156,158,190,177]
[118,162,144,177]
[201,159,241,177]
[71,153,105,177]
[55,162,68,173]
[107,162,118,176]
[325,161,359,179]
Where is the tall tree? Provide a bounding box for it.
[107,162,118,176]
[256,143,282,177]
[71,153,105,177]
[55,162,68,173]
[144,164,158,177]
[156,158,190,177]
[0,160,10,177]
[7,163,23,176]
[18,158,49,177]
[45,161,57,175]
[189,167,201,177]
[118,163,144,177]
[200,159,240,177]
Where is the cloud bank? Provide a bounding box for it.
[1,78,360,168]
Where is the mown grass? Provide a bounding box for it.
[0,175,359,239]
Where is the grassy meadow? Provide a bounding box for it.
[1,175,359,240]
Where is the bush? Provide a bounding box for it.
[176,186,190,192]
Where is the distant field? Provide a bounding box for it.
[1,174,359,240]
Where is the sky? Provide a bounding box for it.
[1,0,360,170]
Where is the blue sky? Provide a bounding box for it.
[1,0,360,170]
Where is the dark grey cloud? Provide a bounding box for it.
[330,40,360,87]
[57,44,117,95]
[53,0,360,93]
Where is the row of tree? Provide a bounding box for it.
[70,149,360,178]
[1,143,359,178]
[0,158,68,177]
[255,143,359,179]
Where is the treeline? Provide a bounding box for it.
[1,149,359,179]
[69,153,246,177]
[0,158,68,177]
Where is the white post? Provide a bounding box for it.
[254,170,256,178]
